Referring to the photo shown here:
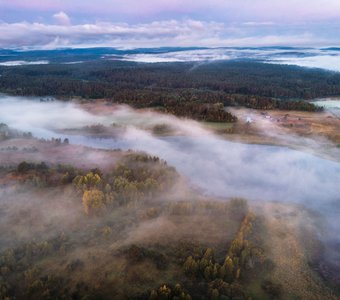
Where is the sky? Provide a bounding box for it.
[0,0,340,49]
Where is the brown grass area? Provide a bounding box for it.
[260,202,339,300]
[0,138,122,172]
[120,213,239,249]
[224,108,340,162]
[269,110,340,143]
[230,108,340,144]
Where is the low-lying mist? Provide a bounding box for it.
[1,95,338,203]
[1,94,339,268]
[118,47,340,72]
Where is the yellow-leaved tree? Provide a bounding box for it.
[82,189,105,215]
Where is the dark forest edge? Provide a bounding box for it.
[0,60,331,122]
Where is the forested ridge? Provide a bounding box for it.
[1,60,337,120]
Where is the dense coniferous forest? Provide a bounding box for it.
[0,60,334,121]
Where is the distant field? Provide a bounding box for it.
[202,121,234,131]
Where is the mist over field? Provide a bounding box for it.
[1,95,339,242]
[1,95,339,199]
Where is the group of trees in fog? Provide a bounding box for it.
[0,154,280,300]
[0,154,179,299]
[149,284,192,300]
[15,161,79,189]
[0,233,74,300]
[72,154,177,214]
[14,153,177,215]
[0,123,33,141]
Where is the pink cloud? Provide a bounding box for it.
[1,0,339,48]
[53,11,71,26]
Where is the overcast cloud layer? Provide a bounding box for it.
[1,0,340,48]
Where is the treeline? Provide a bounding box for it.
[181,212,264,300]
[227,94,323,111]
[15,161,81,188]
[164,102,237,122]
[0,61,332,117]
[0,123,33,141]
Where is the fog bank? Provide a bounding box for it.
[1,95,339,205]
[0,95,339,256]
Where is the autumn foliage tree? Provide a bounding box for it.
[82,189,105,215]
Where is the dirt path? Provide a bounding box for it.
[260,203,339,300]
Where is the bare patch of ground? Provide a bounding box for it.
[259,202,339,300]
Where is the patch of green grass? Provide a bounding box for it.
[202,122,234,130]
